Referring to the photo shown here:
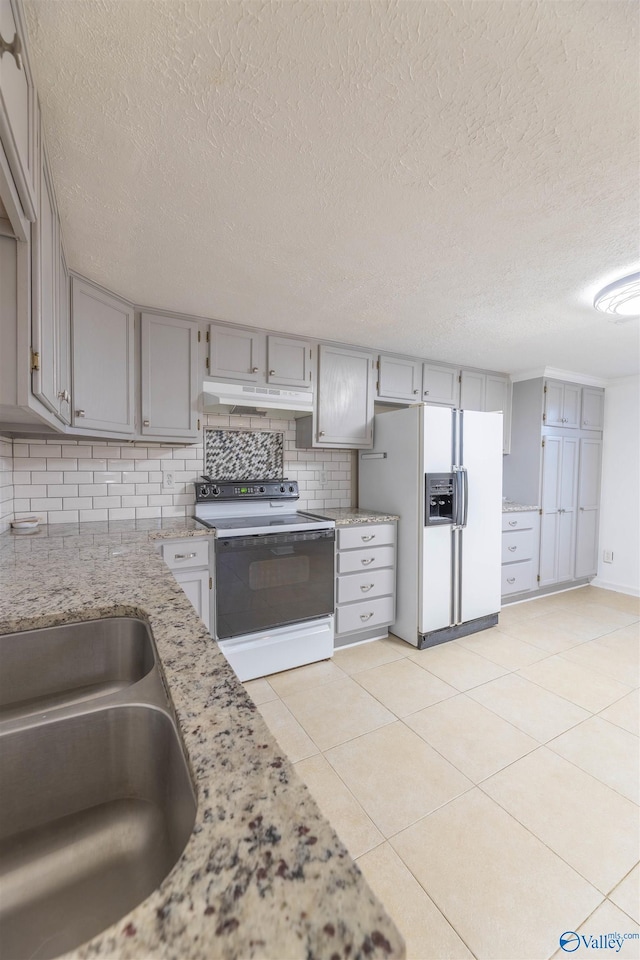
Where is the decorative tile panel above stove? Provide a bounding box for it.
[204,429,284,480]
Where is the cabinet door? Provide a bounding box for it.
[56,245,71,424]
[422,363,459,406]
[575,437,602,578]
[581,388,604,431]
[460,370,485,410]
[562,384,581,428]
[141,313,199,439]
[173,569,210,629]
[544,381,564,427]
[377,355,421,401]
[485,375,512,454]
[267,335,312,389]
[71,278,135,433]
[539,436,578,585]
[316,344,375,447]
[31,145,58,416]
[208,323,265,382]
[0,0,36,220]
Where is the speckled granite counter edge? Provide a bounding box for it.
[305,508,399,525]
[0,524,404,960]
[502,501,540,513]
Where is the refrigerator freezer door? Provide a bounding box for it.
[419,406,456,634]
[458,410,503,623]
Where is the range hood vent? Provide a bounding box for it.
[202,380,313,416]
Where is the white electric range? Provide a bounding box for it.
[194,478,335,681]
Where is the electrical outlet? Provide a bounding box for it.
[603,549,614,563]
[162,470,175,492]
[318,469,328,486]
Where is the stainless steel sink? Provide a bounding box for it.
[0,619,197,960]
[0,617,156,721]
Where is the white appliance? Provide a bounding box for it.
[359,405,502,648]
[202,380,314,416]
[195,479,335,680]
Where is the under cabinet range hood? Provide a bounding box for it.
[202,380,314,417]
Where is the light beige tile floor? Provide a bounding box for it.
[244,585,640,959]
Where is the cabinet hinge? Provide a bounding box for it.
[458,374,462,383]
[309,348,312,359]
[376,359,380,369]
[376,381,379,391]
[30,349,40,372]
[197,418,201,430]
[209,577,213,590]
[543,384,547,393]
[537,574,541,583]
[206,331,210,342]
[539,508,543,515]
[205,357,209,370]
[309,371,311,381]
[197,330,201,342]
[542,413,546,422]
[542,439,545,447]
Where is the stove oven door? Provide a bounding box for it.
[214,529,335,640]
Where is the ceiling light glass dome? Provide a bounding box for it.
[593,271,640,319]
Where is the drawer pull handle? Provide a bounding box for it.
[360,612,374,621]
[507,577,516,584]
[173,552,197,560]
[360,583,374,592]
[508,545,517,552]
[361,534,375,542]
[361,558,375,565]
[508,520,517,526]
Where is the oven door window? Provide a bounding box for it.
[215,529,335,640]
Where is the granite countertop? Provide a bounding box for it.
[306,508,399,525]
[0,520,404,960]
[502,500,540,513]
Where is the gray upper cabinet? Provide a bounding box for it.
[71,277,135,434]
[266,335,313,389]
[296,344,375,449]
[422,362,460,406]
[31,138,59,418]
[377,355,422,402]
[581,387,604,431]
[0,0,37,221]
[56,244,71,424]
[208,324,266,383]
[544,379,581,428]
[140,313,200,440]
[460,369,511,453]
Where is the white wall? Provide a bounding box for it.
[593,376,640,596]
[10,414,354,524]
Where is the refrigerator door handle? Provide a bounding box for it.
[459,466,469,528]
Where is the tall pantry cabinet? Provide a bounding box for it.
[503,378,604,590]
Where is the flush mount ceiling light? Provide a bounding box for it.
[593,271,640,322]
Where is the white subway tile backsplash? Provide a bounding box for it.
[1,416,352,526]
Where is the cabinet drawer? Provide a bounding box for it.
[501,560,535,596]
[337,568,395,605]
[502,529,536,564]
[338,523,396,551]
[338,545,394,574]
[336,596,394,635]
[502,511,538,533]
[162,539,209,570]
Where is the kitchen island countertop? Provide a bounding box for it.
[0,520,404,960]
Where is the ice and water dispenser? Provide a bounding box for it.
[425,473,456,525]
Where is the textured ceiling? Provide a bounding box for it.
[24,0,640,379]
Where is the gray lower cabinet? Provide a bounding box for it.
[161,538,211,630]
[141,312,200,440]
[71,277,135,434]
[296,344,375,449]
[501,511,539,600]
[575,436,602,578]
[334,522,396,646]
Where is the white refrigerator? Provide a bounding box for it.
[359,404,503,648]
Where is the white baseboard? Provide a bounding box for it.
[590,577,640,598]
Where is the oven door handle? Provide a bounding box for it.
[216,529,335,551]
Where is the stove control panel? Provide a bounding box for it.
[195,480,299,502]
